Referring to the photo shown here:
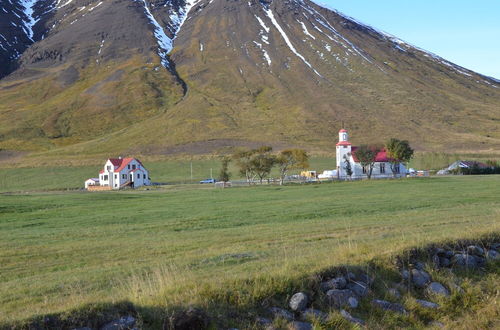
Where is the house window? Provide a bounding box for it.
[127,165,130,169]
[107,166,111,171]
[394,164,400,174]
[137,173,140,179]
[143,174,146,179]
[122,174,127,179]
[343,146,347,149]
[114,174,117,179]
[380,163,385,174]
[103,175,108,180]
[132,164,136,170]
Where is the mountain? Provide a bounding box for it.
[0,0,499,159]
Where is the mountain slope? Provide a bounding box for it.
[0,0,499,158]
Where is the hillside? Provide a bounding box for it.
[0,0,499,159]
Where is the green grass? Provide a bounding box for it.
[0,176,499,327]
[0,157,337,193]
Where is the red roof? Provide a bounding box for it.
[336,141,352,146]
[339,129,347,133]
[106,158,145,172]
[351,147,391,162]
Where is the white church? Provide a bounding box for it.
[336,129,406,179]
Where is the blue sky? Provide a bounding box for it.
[316,1,500,79]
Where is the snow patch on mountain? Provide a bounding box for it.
[20,0,39,41]
[263,7,322,77]
[299,21,315,39]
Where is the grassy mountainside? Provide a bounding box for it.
[0,0,499,159]
[0,176,499,327]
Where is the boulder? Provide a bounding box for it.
[411,269,431,288]
[358,273,374,286]
[432,255,440,268]
[467,245,484,256]
[434,248,446,256]
[452,254,478,269]
[326,289,358,309]
[256,317,272,326]
[347,282,369,297]
[346,272,356,281]
[486,250,500,260]
[401,269,410,281]
[288,321,313,330]
[269,307,294,321]
[491,243,500,251]
[444,250,454,259]
[101,316,136,330]
[416,299,440,309]
[320,277,347,291]
[340,309,365,326]
[300,309,328,322]
[167,308,209,330]
[289,292,308,312]
[371,299,407,315]
[426,282,450,297]
[414,262,426,270]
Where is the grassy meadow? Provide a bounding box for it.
[1,175,499,327]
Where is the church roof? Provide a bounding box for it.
[351,147,391,163]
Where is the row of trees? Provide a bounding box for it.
[219,147,309,185]
[347,138,414,179]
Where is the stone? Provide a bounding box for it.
[347,282,369,297]
[320,277,347,291]
[486,250,500,260]
[416,299,440,309]
[434,248,446,256]
[467,245,484,256]
[414,262,426,270]
[475,256,486,267]
[340,309,365,326]
[358,273,374,286]
[101,316,136,330]
[346,272,356,281]
[167,308,209,330]
[300,309,328,322]
[411,269,431,288]
[256,317,272,326]
[439,257,451,268]
[269,307,294,321]
[388,288,401,299]
[426,282,450,297]
[326,289,358,309]
[432,255,440,268]
[288,321,313,330]
[289,292,308,312]
[371,299,407,315]
[491,243,500,251]
[401,269,410,281]
[452,254,478,269]
[444,250,454,259]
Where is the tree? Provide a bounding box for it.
[276,149,309,185]
[232,149,256,184]
[218,157,231,183]
[385,138,414,177]
[353,145,380,179]
[343,154,353,179]
[249,146,275,184]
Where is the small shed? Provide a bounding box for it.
[85,178,100,189]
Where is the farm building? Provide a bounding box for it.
[85,157,150,190]
[336,129,406,179]
[437,160,490,175]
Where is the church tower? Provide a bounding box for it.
[336,128,352,177]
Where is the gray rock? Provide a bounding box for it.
[416,299,440,309]
[432,255,440,268]
[256,317,272,326]
[288,321,313,330]
[401,269,410,281]
[444,250,454,259]
[347,282,369,297]
[388,288,401,299]
[340,309,365,326]
[371,299,407,315]
[346,272,356,281]
[269,307,294,321]
[434,248,446,256]
[100,316,136,330]
[358,273,374,286]
[426,282,450,297]
[414,262,426,270]
[411,269,431,288]
[467,245,484,256]
[439,257,451,268]
[289,292,308,312]
[320,276,347,291]
[326,289,358,309]
[475,256,486,267]
[491,243,500,251]
[486,249,500,260]
[300,308,328,322]
[452,254,478,269]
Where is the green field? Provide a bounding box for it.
[1,175,499,327]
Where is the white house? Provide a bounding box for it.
[85,157,151,190]
[336,129,406,179]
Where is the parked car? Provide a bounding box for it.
[199,178,216,184]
